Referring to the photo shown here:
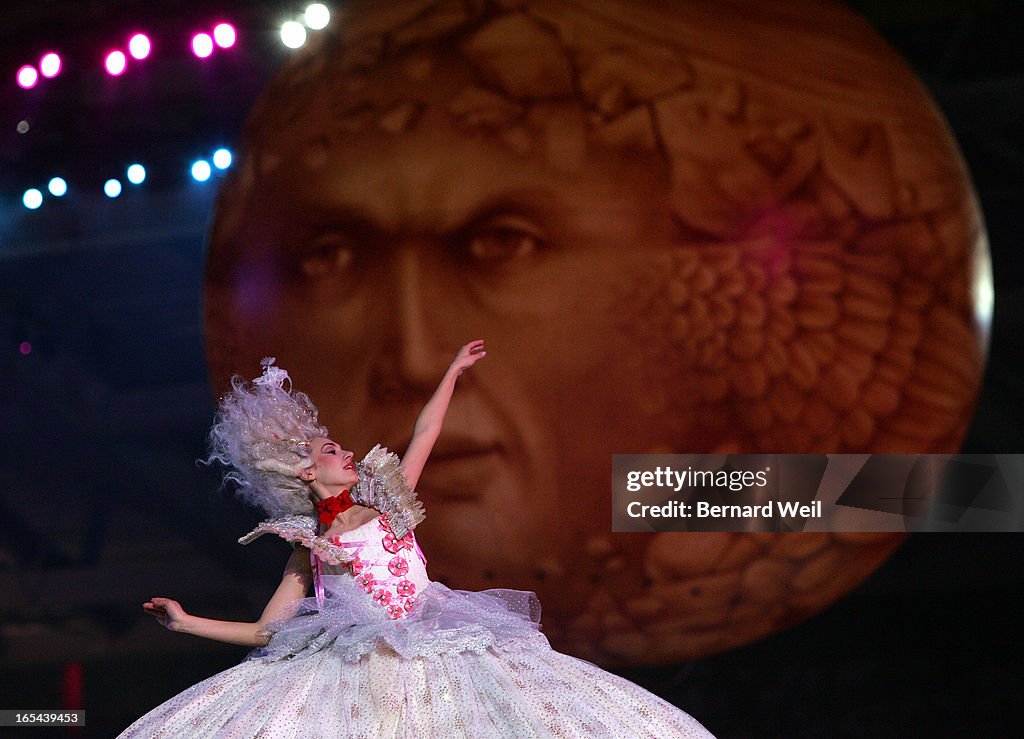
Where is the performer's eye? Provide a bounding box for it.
[465,217,545,266]
[299,233,355,278]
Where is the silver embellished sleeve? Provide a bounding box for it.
[238,514,354,566]
[355,444,425,539]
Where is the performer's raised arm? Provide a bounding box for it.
[400,339,486,490]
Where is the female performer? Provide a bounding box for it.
[118,341,715,737]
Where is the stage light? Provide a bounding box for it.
[16,65,39,89]
[20,342,32,356]
[105,50,127,76]
[48,177,68,197]
[16,120,29,134]
[280,21,307,49]
[23,188,43,209]
[192,33,214,58]
[304,4,331,30]
[128,33,151,60]
[127,164,146,184]
[39,52,62,78]
[212,148,232,169]
[191,160,212,182]
[104,179,122,198]
[213,23,236,49]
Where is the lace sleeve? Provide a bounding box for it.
[353,444,425,539]
[238,514,354,566]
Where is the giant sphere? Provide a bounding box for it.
[205,0,990,665]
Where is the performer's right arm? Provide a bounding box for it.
[143,545,313,647]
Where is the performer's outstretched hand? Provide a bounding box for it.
[143,597,190,632]
[450,339,486,377]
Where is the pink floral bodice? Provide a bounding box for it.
[317,513,430,620]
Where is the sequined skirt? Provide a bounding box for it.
[116,577,716,738]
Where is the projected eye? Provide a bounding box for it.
[299,233,355,278]
[466,217,545,266]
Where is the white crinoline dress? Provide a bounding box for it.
[117,448,715,738]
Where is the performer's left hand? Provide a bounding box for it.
[450,340,486,377]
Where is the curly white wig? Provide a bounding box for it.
[206,358,327,517]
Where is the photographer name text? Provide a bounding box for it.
[626,499,822,519]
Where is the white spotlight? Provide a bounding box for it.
[280,21,307,49]
[212,148,232,169]
[191,160,212,182]
[48,177,68,197]
[304,4,331,30]
[127,164,146,184]
[104,179,123,198]
[23,188,43,209]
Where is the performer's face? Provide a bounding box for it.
[217,95,697,583]
[307,438,359,489]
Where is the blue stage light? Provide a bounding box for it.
[191,160,212,182]
[48,177,68,197]
[104,179,122,198]
[127,164,146,184]
[212,148,232,169]
[23,188,43,209]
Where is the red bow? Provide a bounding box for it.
[315,489,355,525]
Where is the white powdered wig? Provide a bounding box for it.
[206,357,328,517]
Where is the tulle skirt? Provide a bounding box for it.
[252,575,549,663]
[117,576,715,738]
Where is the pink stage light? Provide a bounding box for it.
[128,33,151,60]
[191,32,214,58]
[16,65,39,89]
[105,50,127,76]
[39,52,62,78]
[213,23,236,49]
[19,341,32,356]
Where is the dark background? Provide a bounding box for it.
[1,1,1021,737]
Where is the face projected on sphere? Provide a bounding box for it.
[208,54,691,583]
[207,0,988,666]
